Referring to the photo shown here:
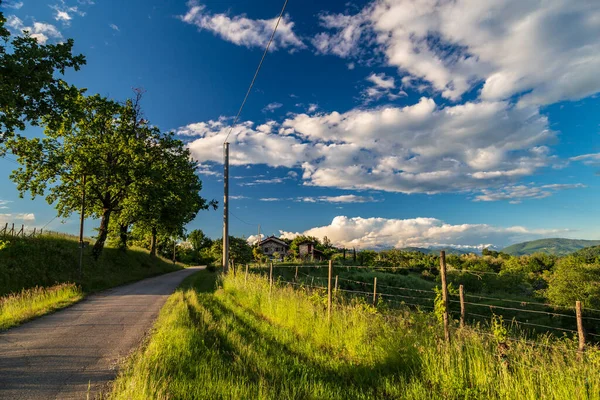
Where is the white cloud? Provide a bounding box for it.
[307,104,318,113]
[570,153,600,166]
[50,2,86,25]
[279,215,568,250]
[259,198,280,202]
[363,72,406,102]
[5,16,63,44]
[262,102,282,113]
[180,0,305,51]
[0,213,36,223]
[109,23,119,31]
[0,200,12,210]
[474,183,586,203]
[230,195,250,200]
[299,195,380,204]
[313,0,600,105]
[182,98,555,195]
[3,1,23,9]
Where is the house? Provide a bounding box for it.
[298,241,325,261]
[258,236,289,260]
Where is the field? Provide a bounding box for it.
[0,233,183,329]
[109,270,600,399]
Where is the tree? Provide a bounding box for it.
[188,229,212,252]
[9,94,152,258]
[544,256,600,308]
[253,246,264,263]
[0,6,85,148]
[124,132,218,256]
[210,236,253,265]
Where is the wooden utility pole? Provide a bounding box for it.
[328,260,333,321]
[222,143,230,273]
[269,262,273,294]
[576,301,586,355]
[373,277,378,306]
[295,265,299,281]
[440,251,450,342]
[459,284,465,329]
[78,175,86,279]
[334,275,338,292]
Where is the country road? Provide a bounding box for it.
[0,266,203,400]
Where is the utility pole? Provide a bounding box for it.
[258,224,261,244]
[78,175,86,280]
[222,142,230,273]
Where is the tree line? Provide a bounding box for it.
[0,6,216,259]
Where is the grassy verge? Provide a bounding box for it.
[110,272,600,399]
[0,235,184,330]
[0,283,83,329]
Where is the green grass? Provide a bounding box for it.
[0,234,184,329]
[0,283,83,329]
[109,271,600,400]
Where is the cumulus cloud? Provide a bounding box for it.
[181,97,555,195]
[109,23,119,31]
[278,215,568,250]
[474,183,586,204]
[5,15,62,44]
[180,0,305,51]
[313,0,600,105]
[0,200,12,210]
[50,2,86,25]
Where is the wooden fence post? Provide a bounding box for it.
[32,227,36,237]
[295,265,299,281]
[245,264,249,284]
[269,262,273,294]
[39,228,43,235]
[328,260,333,321]
[334,275,338,293]
[576,301,586,355]
[18,224,24,237]
[373,277,378,306]
[10,223,14,236]
[459,284,465,329]
[440,250,450,342]
[1,223,7,235]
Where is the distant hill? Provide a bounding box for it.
[401,247,472,255]
[501,238,600,256]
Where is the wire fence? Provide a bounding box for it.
[243,259,600,354]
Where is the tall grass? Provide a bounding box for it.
[0,235,183,329]
[110,271,600,399]
[0,283,83,329]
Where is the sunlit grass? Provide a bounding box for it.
[110,271,600,400]
[0,283,83,329]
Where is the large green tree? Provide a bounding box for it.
[0,4,85,147]
[9,94,151,258]
[188,229,212,252]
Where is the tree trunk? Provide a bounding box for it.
[92,209,111,259]
[150,226,157,257]
[118,223,128,251]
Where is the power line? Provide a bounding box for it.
[223,0,289,144]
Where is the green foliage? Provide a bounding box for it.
[502,238,600,256]
[288,235,321,257]
[0,6,85,147]
[210,236,253,265]
[491,314,508,343]
[0,234,182,297]
[544,256,600,308]
[0,283,82,329]
[187,229,212,252]
[110,271,600,399]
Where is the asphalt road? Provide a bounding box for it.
[0,266,203,399]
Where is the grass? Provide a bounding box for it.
[0,234,184,330]
[109,271,600,399]
[0,283,83,329]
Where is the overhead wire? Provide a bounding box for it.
[223,0,289,144]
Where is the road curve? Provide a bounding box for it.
[0,266,203,399]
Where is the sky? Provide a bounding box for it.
[1,0,600,251]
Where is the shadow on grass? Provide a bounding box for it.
[178,278,422,398]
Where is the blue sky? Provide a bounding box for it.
[2,0,600,250]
